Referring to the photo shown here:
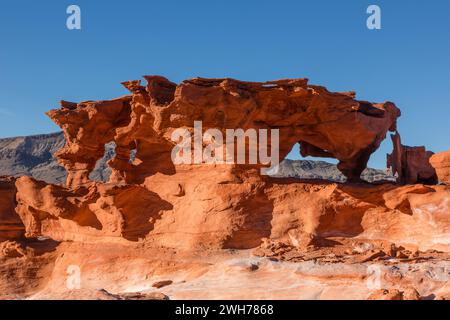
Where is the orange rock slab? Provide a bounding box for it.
[430,150,450,184]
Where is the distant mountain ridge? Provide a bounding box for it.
[271,159,394,183]
[0,132,394,184]
[0,132,66,183]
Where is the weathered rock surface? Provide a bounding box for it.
[0,177,24,241]
[1,241,448,300]
[387,132,437,184]
[48,76,400,186]
[0,132,111,184]
[1,76,449,300]
[12,171,450,252]
[0,132,394,184]
[367,288,421,300]
[430,149,450,184]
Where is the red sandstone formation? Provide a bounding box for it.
[12,171,450,252]
[48,76,400,186]
[367,288,420,300]
[387,132,437,184]
[1,76,449,300]
[430,150,450,184]
[0,177,24,241]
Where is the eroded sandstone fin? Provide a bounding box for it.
[387,131,438,184]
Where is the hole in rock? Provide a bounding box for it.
[269,143,342,182]
[129,148,137,163]
[270,142,395,183]
[125,139,176,183]
[89,142,115,182]
[366,138,396,183]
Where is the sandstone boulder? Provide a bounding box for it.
[430,149,450,184]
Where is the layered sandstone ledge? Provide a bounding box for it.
[0,76,449,300]
[8,169,450,252]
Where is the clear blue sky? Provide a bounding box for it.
[0,0,449,168]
